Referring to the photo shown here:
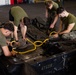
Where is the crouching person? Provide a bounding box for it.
[0,22,25,75]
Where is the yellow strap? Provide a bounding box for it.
[12,38,49,54]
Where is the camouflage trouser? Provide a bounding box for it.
[61,31,76,40]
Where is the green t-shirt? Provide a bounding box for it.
[48,1,59,17]
[0,30,7,55]
[11,6,28,26]
[61,13,76,31]
[55,0,63,7]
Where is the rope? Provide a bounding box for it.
[12,31,57,54]
[12,38,36,54]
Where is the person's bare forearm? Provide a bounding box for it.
[53,15,58,25]
[21,26,27,40]
[14,30,18,41]
[2,46,12,56]
[14,26,18,41]
[59,30,70,35]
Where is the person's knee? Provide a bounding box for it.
[61,34,69,40]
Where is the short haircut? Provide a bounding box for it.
[45,0,52,8]
[57,7,65,14]
[3,22,14,32]
[23,17,30,25]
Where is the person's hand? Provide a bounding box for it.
[11,50,17,56]
[9,42,13,47]
[7,41,13,47]
[50,24,54,28]
[6,40,11,45]
[15,41,20,46]
[10,41,19,47]
[52,33,59,38]
[22,37,26,41]
[10,41,20,48]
